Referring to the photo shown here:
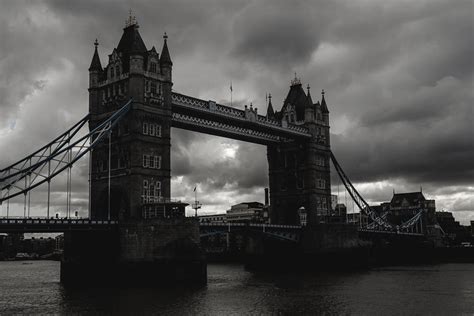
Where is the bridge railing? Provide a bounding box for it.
[0,218,118,225]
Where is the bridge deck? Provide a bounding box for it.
[0,218,425,237]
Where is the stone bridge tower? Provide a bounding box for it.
[88,18,174,220]
[267,78,331,226]
[62,18,205,286]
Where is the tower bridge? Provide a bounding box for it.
[0,18,434,284]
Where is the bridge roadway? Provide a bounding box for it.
[0,218,424,239]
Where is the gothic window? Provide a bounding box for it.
[150,62,157,73]
[316,155,325,166]
[157,184,162,200]
[142,180,149,202]
[155,156,161,169]
[142,155,161,169]
[110,67,114,78]
[150,124,155,136]
[317,179,326,189]
[290,114,295,123]
[151,82,157,95]
[322,197,327,210]
[116,65,120,76]
[156,125,161,137]
[145,80,150,92]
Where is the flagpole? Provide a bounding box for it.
[230,81,233,107]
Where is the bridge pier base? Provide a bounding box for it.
[61,218,207,286]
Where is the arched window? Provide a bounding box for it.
[150,62,157,73]
[116,65,120,76]
[155,181,161,197]
[110,67,114,78]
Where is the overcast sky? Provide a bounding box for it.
[1,0,473,223]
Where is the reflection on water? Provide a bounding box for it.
[0,260,473,315]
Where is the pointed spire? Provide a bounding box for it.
[160,32,172,66]
[306,84,313,106]
[321,89,329,113]
[266,93,275,118]
[89,39,102,71]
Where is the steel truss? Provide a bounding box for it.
[330,152,424,234]
[0,100,132,210]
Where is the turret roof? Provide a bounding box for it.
[282,82,312,121]
[88,39,102,71]
[116,24,147,72]
[160,33,172,66]
[321,90,329,114]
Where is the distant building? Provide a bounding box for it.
[436,211,471,244]
[198,214,227,224]
[368,191,437,230]
[226,202,268,223]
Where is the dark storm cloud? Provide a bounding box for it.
[231,0,321,70]
[1,0,472,220]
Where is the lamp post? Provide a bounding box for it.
[192,186,202,217]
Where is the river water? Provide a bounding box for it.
[0,261,473,315]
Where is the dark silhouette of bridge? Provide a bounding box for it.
[0,17,436,284]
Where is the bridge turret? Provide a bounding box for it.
[88,39,102,115]
[266,93,275,119]
[320,89,329,124]
[304,84,315,124]
[160,33,172,82]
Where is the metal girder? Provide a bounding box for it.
[172,112,283,145]
[330,151,424,234]
[0,100,132,203]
